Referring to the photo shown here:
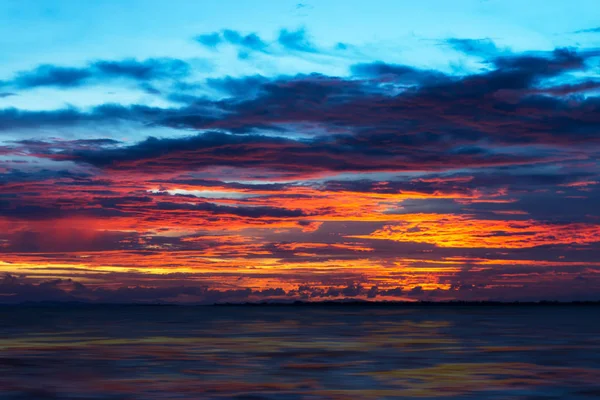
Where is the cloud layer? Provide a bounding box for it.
[1,28,600,303]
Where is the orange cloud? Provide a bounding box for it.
[351,214,600,248]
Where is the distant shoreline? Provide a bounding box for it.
[1,300,600,307]
[214,300,600,306]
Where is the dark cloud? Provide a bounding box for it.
[150,177,289,191]
[0,168,92,185]
[206,75,269,98]
[0,107,90,130]
[8,137,120,151]
[92,58,190,80]
[492,48,587,78]
[68,131,295,167]
[0,275,80,303]
[320,169,597,197]
[159,49,600,148]
[446,38,500,57]
[0,275,406,304]
[61,128,542,175]
[155,201,306,218]
[194,29,269,58]
[4,47,599,149]
[195,27,317,55]
[293,284,405,300]
[4,275,594,303]
[1,46,598,184]
[6,58,191,90]
[350,62,448,85]
[0,202,130,221]
[277,28,316,52]
[13,65,92,88]
[0,104,165,131]
[222,29,269,52]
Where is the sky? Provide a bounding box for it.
[1,0,600,303]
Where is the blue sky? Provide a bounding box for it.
[2,0,600,112]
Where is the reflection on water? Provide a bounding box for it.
[0,305,599,399]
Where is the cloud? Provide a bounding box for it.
[13,65,92,88]
[195,32,223,48]
[4,46,598,147]
[155,201,306,218]
[205,75,269,98]
[574,27,600,34]
[0,275,81,303]
[59,129,543,176]
[4,47,599,175]
[92,58,190,80]
[350,62,447,84]
[0,104,163,131]
[222,29,269,52]
[194,29,269,58]
[277,28,316,52]
[5,58,191,90]
[2,36,600,303]
[194,27,319,56]
[0,274,407,304]
[446,38,500,57]
[195,30,268,51]
[7,271,597,304]
[352,214,600,249]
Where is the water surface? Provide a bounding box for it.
[1,304,599,399]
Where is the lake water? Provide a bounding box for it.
[1,304,599,399]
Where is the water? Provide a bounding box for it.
[0,304,599,399]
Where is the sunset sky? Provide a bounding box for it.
[1,0,600,303]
